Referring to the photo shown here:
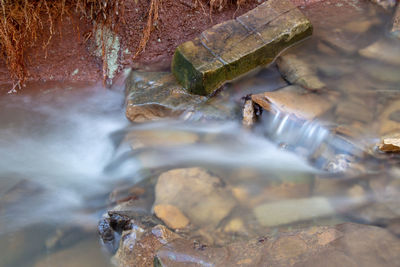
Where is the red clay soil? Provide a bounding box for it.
[0,0,323,94]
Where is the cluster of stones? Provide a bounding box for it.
[110,0,400,266]
[126,0,313,122]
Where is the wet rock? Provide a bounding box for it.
[125,71,207,122]
[172,0,312,95]
[391,4,400,38]
[251,85,335,120]
[242,99,256,127]
[155,223,400,267]
[379,133,400,152]
[276,54,326,90]
[369,0,396,11]
[124,130,199,150]
[34,238,109,267]
[154,204,190,229]
[253,196,336,227]
[114,224,180,267]
[154,168,236,228]
[359,39,400,65]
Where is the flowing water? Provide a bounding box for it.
[1,0,400,266]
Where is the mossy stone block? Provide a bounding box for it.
[172,0,313,96]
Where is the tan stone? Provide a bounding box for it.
[379,133,400,152]
[154,204,189,229]
[223,218,245,233]
[154,168,236,228]
[252,85,335,120]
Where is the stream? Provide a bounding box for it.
[1,0,400,266]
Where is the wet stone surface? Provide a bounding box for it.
[172,0,312,95]
[251,85,336,121]
[125,71,207,122]
[154,223,400,267]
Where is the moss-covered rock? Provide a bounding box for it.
[172,0,313,95]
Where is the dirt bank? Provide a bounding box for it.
[0,0,323,94]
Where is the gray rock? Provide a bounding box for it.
[125,71,207,122]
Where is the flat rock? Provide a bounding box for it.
[251,85,335,120]
[155,223,400,267]
[277,54,326,90]
[153,168,236,228]
[172,0,312,95]
[125,71,207,122]
[359,39,400,65]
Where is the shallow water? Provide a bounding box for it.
[1,0,400,266]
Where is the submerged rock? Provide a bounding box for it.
[276,54,326,90]
[155,223,400,267]
[153,168,236,228]
[172,0,312,95]
[253,196,335,227]
[359,39,400,65]
[251,85,335,120]
[125,71,207,122]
